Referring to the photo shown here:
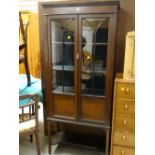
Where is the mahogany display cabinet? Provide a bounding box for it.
[38,0,119,154]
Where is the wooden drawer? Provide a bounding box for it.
[117,83,135,99]
[114,115,135,133]
[113,131,135,147]
[115,98,135,116]
[112,145,134,155]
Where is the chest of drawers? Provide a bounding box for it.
[110,74,135,155]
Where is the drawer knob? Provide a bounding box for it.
[121,87,125,91]
[121,149,125,155]
[122,135,126,141]
[124,104,128,109]
[121,87,130,94]
[125,88,130,94]
[123,120,127,126]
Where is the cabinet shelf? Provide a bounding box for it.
[52,65,74,71]
[82,42,108,45]
[81,88,105,96]
[52,42,74,45]
[52,42,107,45]
[81,67,106,74]
[53,85,74,94]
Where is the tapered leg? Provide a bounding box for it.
[57,122,61,132]
[35,132,40,155]
[30,134,33,142]
[48,121,51,154]
[105,128,110,155]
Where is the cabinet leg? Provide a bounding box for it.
[30,134,33,142]
[105,128,110,155]
[48,121,52,154]
[35,132,40,155]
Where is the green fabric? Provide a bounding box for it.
[19,74,39,93]
[19,98,31,106]
[19,74,43,106]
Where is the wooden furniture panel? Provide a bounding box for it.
[80,97,106,122]
[42,5,118,15]
[110,74,135,155]
[115,0,135,73]
[19,11,41,78]
[52,95,75,119]
[113,130,135,147]
[115,98,135,115]
[112,145,135,155]
[116,83,135,98]
[114,115,135,133]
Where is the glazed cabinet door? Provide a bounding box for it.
[48,15,78,120]
[78,14,116,124]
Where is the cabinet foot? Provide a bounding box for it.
[48,121,52,154]
[105,128,110,155]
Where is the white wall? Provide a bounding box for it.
[19,0,38,12]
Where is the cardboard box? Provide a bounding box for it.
[123,31,135,80]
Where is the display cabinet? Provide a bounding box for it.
[39,0,119,154]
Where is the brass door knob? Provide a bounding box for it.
[121,87,125,91]
[125,88,130,94]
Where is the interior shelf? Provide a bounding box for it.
[82,42,108,45]
[52,42,74,45]
[53,85,74,94]
[81,67,106,74]
[81,88,105,96]
[52,65,74,71]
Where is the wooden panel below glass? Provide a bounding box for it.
[52,94,76,119]
[80,96,107,122]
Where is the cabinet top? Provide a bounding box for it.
[38,0,120,6]
[115,73,135,83]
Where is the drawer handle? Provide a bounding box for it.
[124,104,128,109]
[121,87,130,94]
[121,149,125,155]
[121,87,125,92]
[122,135,126,141]
[123,120,127,126]
[125,88,130,94]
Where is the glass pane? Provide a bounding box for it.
[51,18,75,94]
[52,70,74,94]
[81,18,108,96]
[81,74,106,96]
